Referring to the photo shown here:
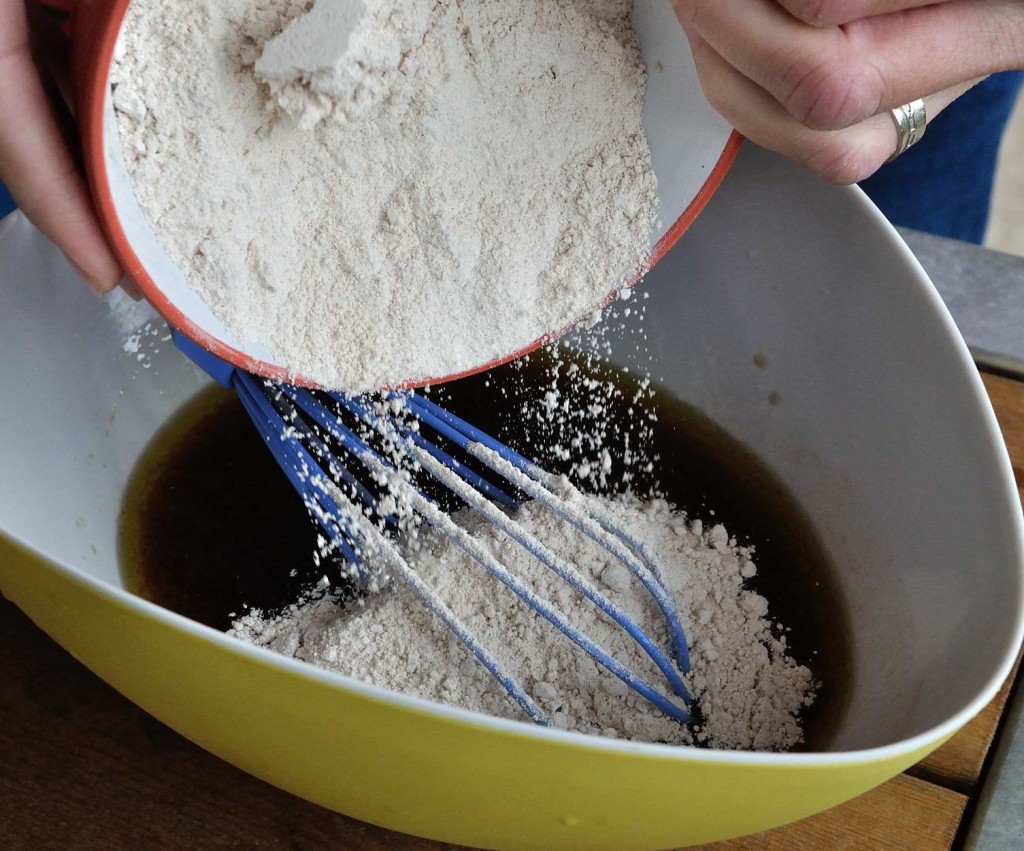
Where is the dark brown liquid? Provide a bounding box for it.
[119,350,851,750]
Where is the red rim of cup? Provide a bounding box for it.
[76,0,743,391]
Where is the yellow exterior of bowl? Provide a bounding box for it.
[0,537,946,851]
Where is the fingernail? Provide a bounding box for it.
[62,252,112,295]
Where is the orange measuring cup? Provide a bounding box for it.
[35,0,741,389]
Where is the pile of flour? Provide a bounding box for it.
[231,493,816,750]
[254,0,432,127]
[111,0,658,391]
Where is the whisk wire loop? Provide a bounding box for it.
[235,374,361,565]
[404,394,692,672]
[341,505,551,726]
[326,392,691,717]
[240,379,550,723]
[408,442,692,704]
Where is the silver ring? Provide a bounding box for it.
[887,99,927,163]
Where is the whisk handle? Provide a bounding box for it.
[172,332,237,388]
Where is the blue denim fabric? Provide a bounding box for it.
[0,182,13,219]
[860,71,1024,244]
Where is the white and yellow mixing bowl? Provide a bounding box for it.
[1,146,1022,849]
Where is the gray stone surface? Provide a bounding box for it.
[899,227,1024,377]
[964,680,1024,850]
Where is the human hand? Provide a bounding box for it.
[0,0,121,292]
[673,0,1023,183]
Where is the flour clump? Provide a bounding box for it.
[111,0,659,391]
[254,0,431,127]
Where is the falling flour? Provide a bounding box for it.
[231,493,816,750]
[111,0,659,391]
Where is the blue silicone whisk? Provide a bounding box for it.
[176,332,692,726]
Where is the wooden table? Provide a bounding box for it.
[1,370,1021,850]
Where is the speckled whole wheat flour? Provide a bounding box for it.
[111,0,659,391]
[231,494,816,750]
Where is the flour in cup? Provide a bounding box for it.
[111,0,659,391]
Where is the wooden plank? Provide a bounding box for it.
[694,774,966,851]
[0,598,462,851]
[983,372,1024,477]
[0,592,967,851]
[0,591,970,851]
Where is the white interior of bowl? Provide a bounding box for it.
[608,147,1024,751]
[100,0,734,366]
[1,145,1021,759]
